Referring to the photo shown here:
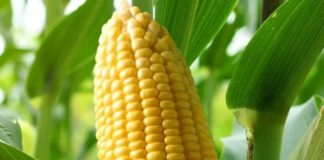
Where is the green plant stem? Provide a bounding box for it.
[249,120,284,160]
[262,0,284,22]
[35,92,57,160]
[234,109,287,160]
[59,85,73,159]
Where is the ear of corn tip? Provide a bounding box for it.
[94,5,217,160]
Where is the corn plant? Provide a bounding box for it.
[0,0,323,160]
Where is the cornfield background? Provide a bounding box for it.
[0,0,323,160]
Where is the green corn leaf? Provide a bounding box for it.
[0,110,22,150]
[314,96,324,109]
[26,0,113,97]
[199,15,243,70]
[185,0,238,65]
[226,0,324,159]
[0,110,34,159]
[226,0,324,114]
[0,141,35,160]
[0,48,31,68]
[297,53,324,104]
[43,0,65,34]
[199,23,236,69]
[154,0,199,53]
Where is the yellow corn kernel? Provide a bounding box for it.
[94,4,217,160]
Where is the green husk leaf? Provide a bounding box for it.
[153,0,238,64]
[154,0,199,52]
[185,0,238,65]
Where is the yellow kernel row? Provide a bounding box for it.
[94,5,217,160]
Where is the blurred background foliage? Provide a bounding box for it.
[0,0,323,159]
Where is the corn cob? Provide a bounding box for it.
[94,4,217,160]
